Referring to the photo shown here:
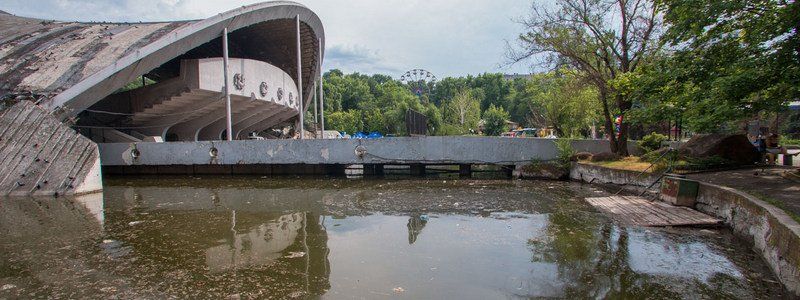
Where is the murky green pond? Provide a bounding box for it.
[0,177,788,299]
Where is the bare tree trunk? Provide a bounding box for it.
[614,94,632,156]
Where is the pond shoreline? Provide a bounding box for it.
[570,162,800,296]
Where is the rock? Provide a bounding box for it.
[678,134,759,164]
[590,152,620,162]
[571,152,593,161]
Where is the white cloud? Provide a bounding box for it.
[1,0,535,78]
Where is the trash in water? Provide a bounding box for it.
[128,221,144,226]
[1,284,16,291]
[393,287,405,293]
[284,252,306,259]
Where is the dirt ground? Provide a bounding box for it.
[686,166,800,221]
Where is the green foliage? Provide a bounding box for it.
[554,139,575,168]
[443,88,481,133]
[483,105,510,136]
[118,76,156,93]
[638,132,669,153]
[524,70,601,137]
[629,0,799,133]
[325,110,362,135]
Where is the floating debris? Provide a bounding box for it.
[284,252,306,259]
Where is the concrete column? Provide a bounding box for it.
[410,164,426,176]
[296,15,304,140]
[313,81,318,124]
[364,164,385,176]
[459,164,472,178]
[318,37,325,136]
[504,165,515,178]
[222,28,233,141]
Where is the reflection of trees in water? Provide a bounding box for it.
[527,204,681,298]
[407,215,428,244]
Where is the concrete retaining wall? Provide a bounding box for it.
[694,182,800,294]
[99,137,632,167]
[570,162,800,295]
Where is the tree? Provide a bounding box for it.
[509,0,661,155]
[444,89,481,131]
[630,0,799,133]
[326,111,362,134]
[472,73,514,112]
[525,70,601,137]
[483,105,511,136]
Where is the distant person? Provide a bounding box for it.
[765,133,799,164]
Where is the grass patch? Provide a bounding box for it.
[747,190,800,224]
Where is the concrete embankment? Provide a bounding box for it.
[570,163,800,295]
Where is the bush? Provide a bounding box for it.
[554,139,575,168]
[482,104,510,136]
[638,132,669,153]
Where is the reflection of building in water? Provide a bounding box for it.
[205,213,304,272]
[407,215,428,244]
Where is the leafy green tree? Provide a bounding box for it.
[362,109,386,133]
[443,89,482,132]
[631,0,799,133]
[525,71,600,137]
[483,105,511,136]
[508,0,661,155]
[430,77,471,106]
[423,103,444,135]
[472,73,514,112]
[326,111,362,134]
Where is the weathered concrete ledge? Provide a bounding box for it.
[99,138,629,168]
[571,162,800,295]
[569,162,662,194]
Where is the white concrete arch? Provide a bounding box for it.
[45,1,325,120]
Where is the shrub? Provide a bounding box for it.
[482,105,510,136]
[554,139,575,168]
[638,132,669,153]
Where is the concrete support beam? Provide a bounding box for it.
[363,164,385,176]
[459,164,472,178]
[410,164,426,176]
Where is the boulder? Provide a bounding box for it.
[571,152,593,161]
[678,134,759,164]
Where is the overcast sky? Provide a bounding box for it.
[2,0,537,78]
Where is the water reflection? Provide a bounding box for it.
[407,215,428,244]
[0,178,788,299]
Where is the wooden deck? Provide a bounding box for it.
[585,196,722,227]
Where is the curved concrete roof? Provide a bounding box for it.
[0,1,324,119]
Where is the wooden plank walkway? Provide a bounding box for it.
[586,196,722,227]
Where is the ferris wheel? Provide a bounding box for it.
[400,69,437,97]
